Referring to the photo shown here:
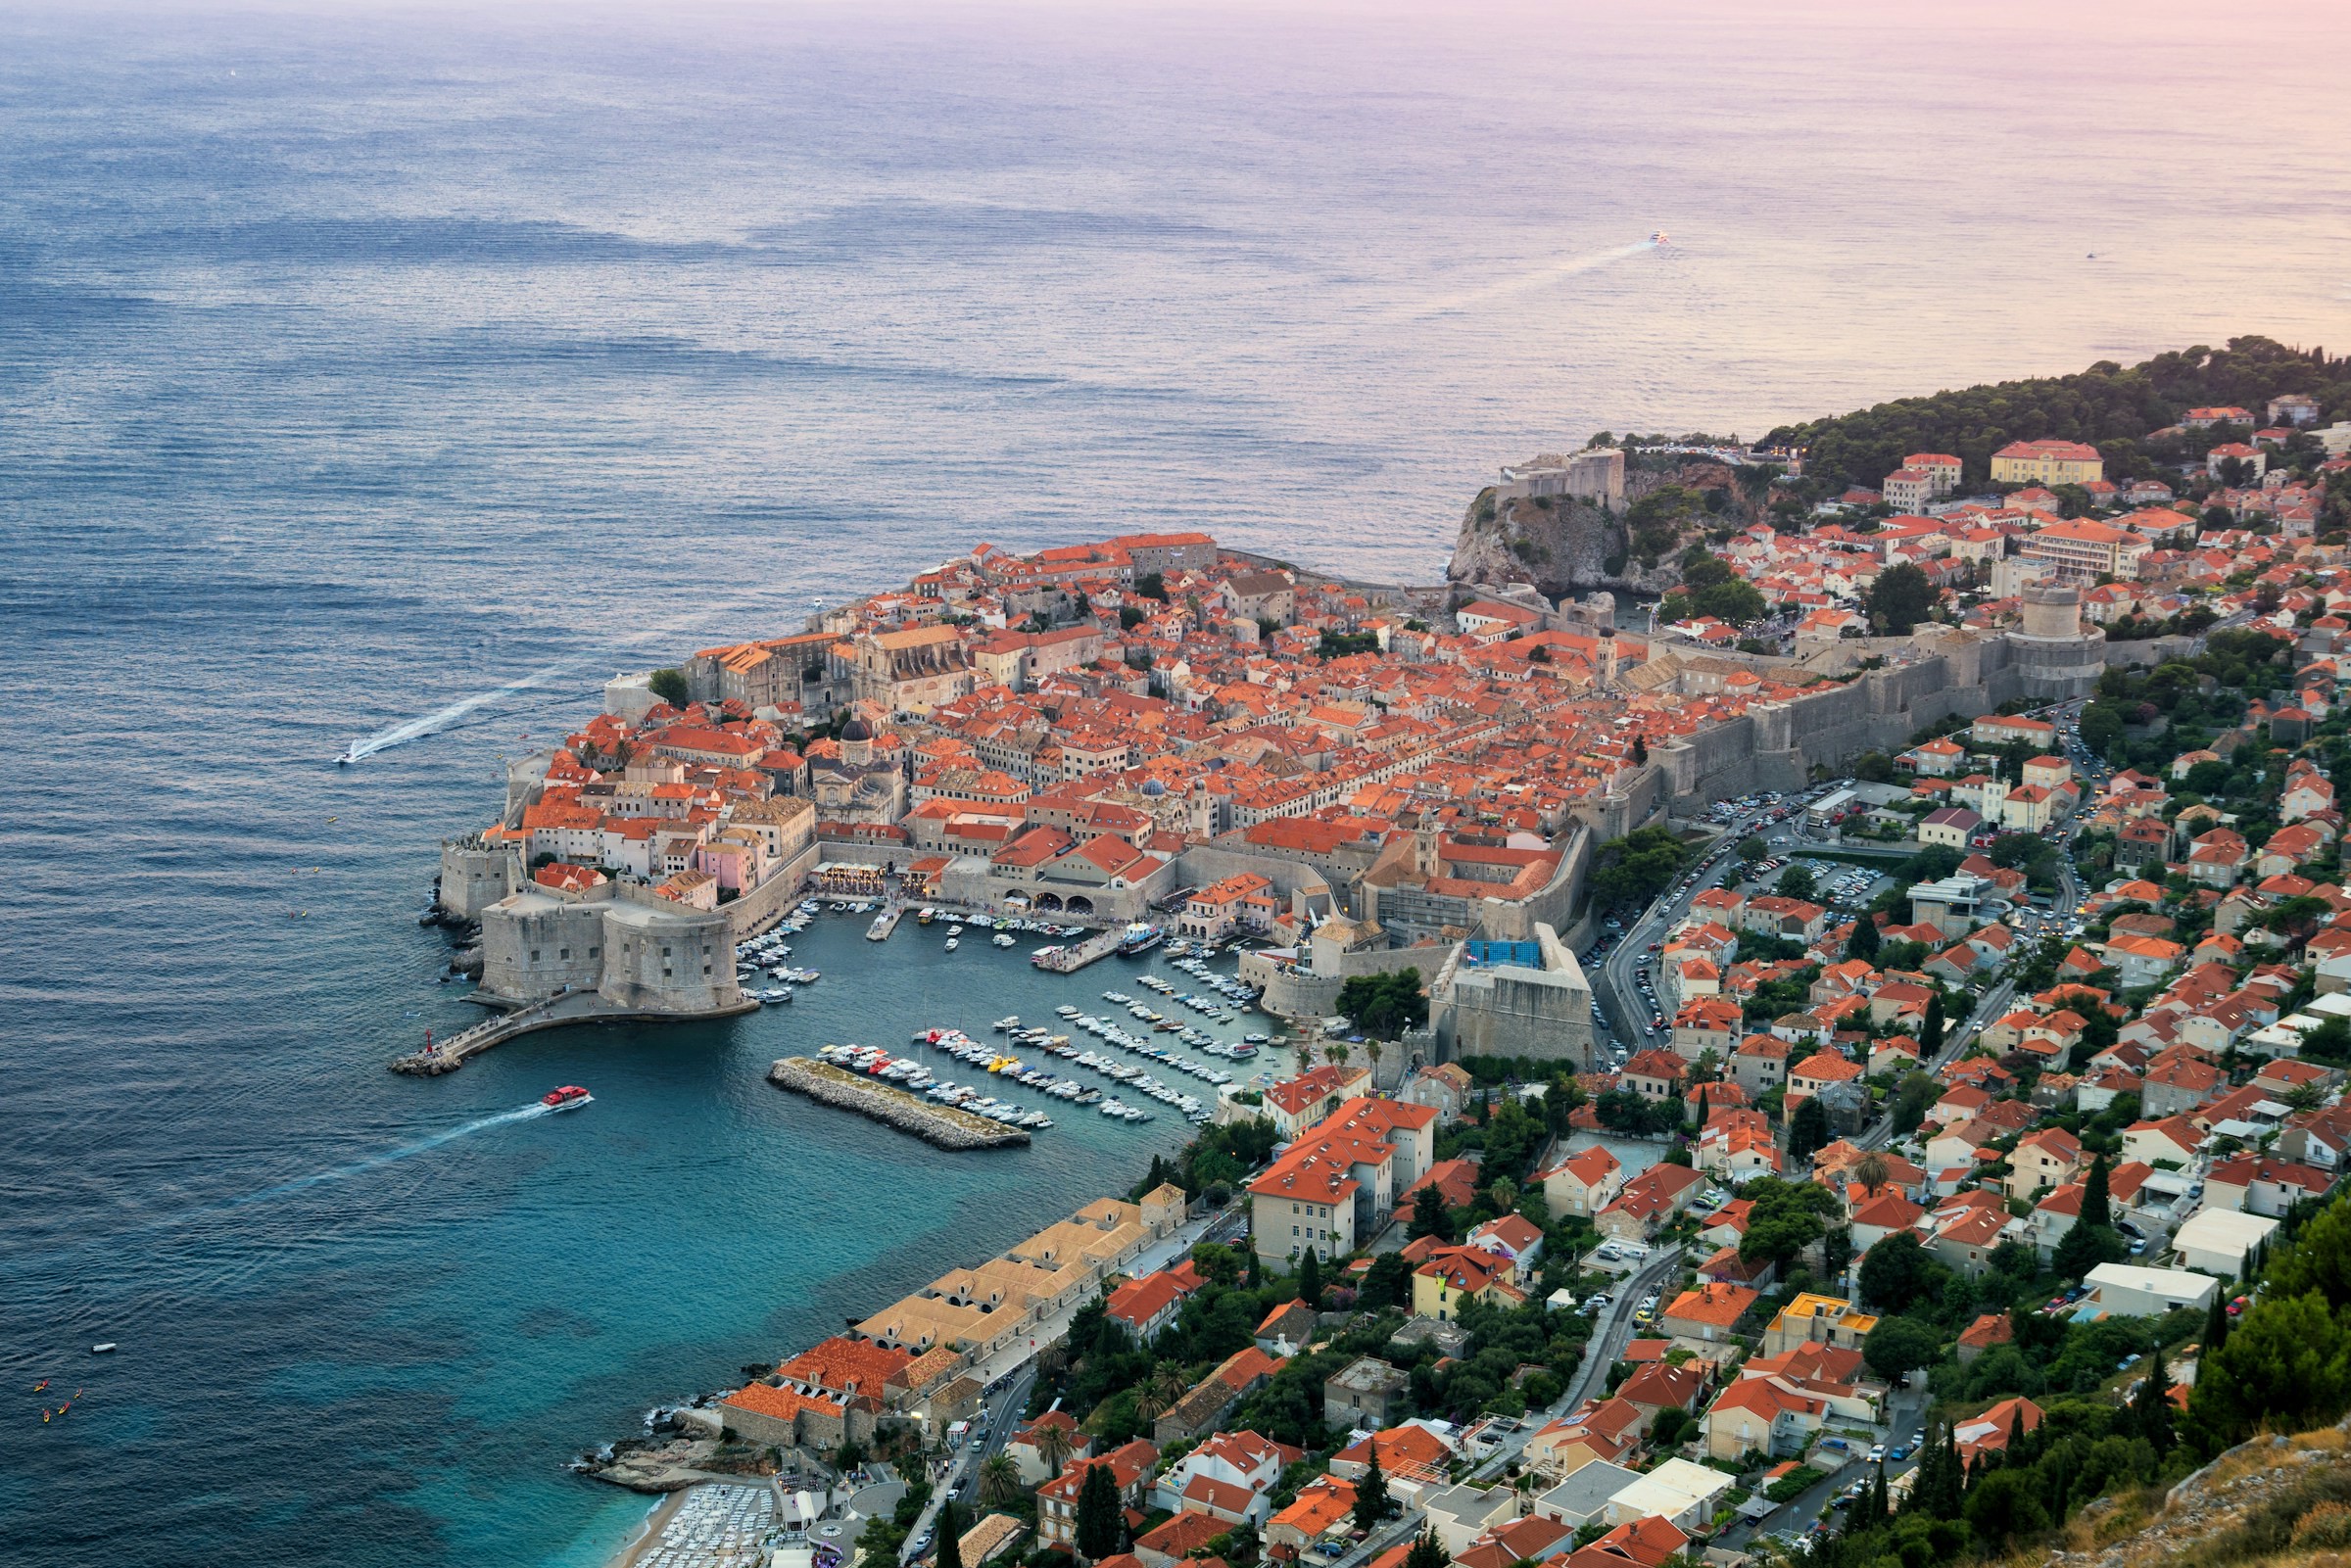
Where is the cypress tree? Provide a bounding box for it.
[938,1501,966,1568]
[2080,1154,2113,1230]
[1930,1425,1966,1518]
[1847,914,1881,962]
[1404,1533,1449,1568]
[1298,1248,1322,1308]
[1075,1463,1123,1561]
[2135,1352,2176,1453]
[1693,1088,1710,1132]
[1923,991,1946,1053]
[1354,1449,1391,1532]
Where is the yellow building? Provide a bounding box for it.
[1411,1246,1523,1321]
[1760,1293,1879,1355]
[1991,439,2104,486]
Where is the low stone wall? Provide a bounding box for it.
[767,1058,1031,1150]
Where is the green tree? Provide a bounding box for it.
[1776,864,1817,901]
[1864,563,1939,635]
[1119,605,1147,631]
[1963,1467,2049,1544]
[1590,827,1685,908]
[1846,914,1881,961]
[1787,1094,1830,1163]
[1738,1176,1840,1271]
[1863,1314,1942,1382]
[1136,572,1168,601]
[1075,1462,1124,1559]
[647,667,690,708]
[2189,1290,2351,1449]
[1921,991,1945,1054]
[1738,836,1769,865]
[1409,1184,1455,1243]
[1335,971,1428,1040]
[1858,1233,1942,1312]
[2052,1218,2126,1280]
[1360,1251,1413,1312]
[1354,1449,1392,1532]
[2133,1351,2176,1454]
[2079,1154,2112,1230]
[1297,1249,1322,1307]
[1404,1533,1448,1568]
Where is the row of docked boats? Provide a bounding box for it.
[912,1028,1135,1119]
[817,1041,1055,1129]
[992,1013,1217,1124]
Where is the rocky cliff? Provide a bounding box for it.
[1446,456,1747,601]
[2053,1419,2351,1568]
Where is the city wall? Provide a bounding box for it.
[1647,625,2101,814]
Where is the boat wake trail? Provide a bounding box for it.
[336,591,795,765]
[237,1103,554,1203]
[340,658,578,762]
[1398,239,1656,322]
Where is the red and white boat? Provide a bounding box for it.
[542,1085,593,1112]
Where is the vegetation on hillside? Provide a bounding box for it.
[1765,337,2346,491]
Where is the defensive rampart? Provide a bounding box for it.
[1649,623,2097,813]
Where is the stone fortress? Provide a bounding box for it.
[1621,582,2108,831]
[435,833,756,1021]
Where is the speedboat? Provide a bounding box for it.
[542,1085,593,1112]
[944,938,959,951]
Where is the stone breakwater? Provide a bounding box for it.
[766,1058,1030,1150]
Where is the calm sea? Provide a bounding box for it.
[0,3,2343,1563]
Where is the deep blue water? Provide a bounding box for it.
[1,4,2345,1564]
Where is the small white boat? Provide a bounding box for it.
[944,938,959,951]
[92,1343,117,1354]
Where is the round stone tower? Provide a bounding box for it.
[2003,583,2104,700]
[2020,583,2083,640]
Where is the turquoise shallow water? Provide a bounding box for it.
[1,3,2344,1564]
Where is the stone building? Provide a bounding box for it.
[476,879,744,1018]
[1424,925,1597,1069]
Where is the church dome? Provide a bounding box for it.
[1141,778,1166,797]
[840,716,873,742]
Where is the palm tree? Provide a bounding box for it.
[1134,1384,1171,1425]
[1135,1363,1188,1425]
[1035,1421,1077,1478]
[1325,1040,1351,1069]
[978,1452,1023,1508]
[1366,1037,1385,1085]
[1150,1365,1187,1411]
[1854,1151,1889,1198]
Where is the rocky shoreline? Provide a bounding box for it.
[767,1057,1031,1150]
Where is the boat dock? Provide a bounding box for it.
[767,1057,1031,1150]
[1033,928,1122,974]
[866,907,903,942]
[390,990,759,1074]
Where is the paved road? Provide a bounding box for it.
[1590,802,1796,1061]
[1316,1245,1687,1568]
[1555,1245,1687,1414]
